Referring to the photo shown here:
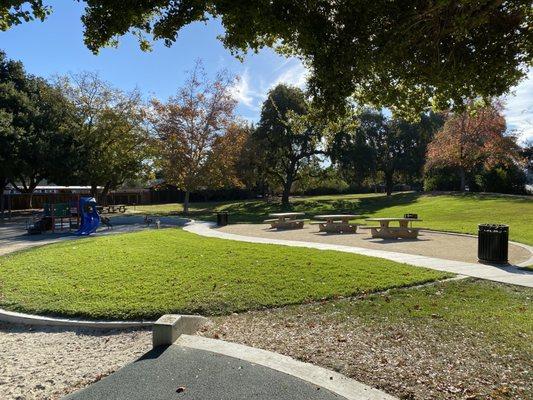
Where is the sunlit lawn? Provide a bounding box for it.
[0,229,449,320]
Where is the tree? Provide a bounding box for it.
[425,102,522,191]
[254,84,324,206]
[0,109,16,215]
[56,72,149,199]
[205,120,250,190]
[0,51,79,207]
[150,63,236,213]
[3,1,531,117]
[329,110,442,195]
[235,125,271,198]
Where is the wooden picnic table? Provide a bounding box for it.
[265,212,306,230]
[364,217,422,239]
[107,204,127,213]
[312,214,361,233]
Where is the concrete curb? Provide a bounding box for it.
[176,334,397,400]
[152,314,208,347]
[184,221,533,288]
[0,308,154,329]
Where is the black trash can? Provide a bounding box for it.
[478,224,508,263]
[216,212,228,227]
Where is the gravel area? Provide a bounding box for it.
[201,290,532,400]
[0,324,151,400]
[219,223,531,265]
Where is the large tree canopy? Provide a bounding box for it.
[255,84,325,205]
[0,51,79,202]
[329,110,443,195]
[56,71,150,199]
[2,1,531,116]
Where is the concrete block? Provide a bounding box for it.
[152,314,208,348]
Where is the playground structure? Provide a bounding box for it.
[26,196,101,236]
[76,197,100,236]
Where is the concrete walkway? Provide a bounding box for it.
[65,335,395,400]
[184,221,533,288]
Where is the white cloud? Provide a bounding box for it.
[230,69,255,108]
[503,70,533,144]
[272,60,308,89]
[231,59,310,115]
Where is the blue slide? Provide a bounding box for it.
[76,197,100,236]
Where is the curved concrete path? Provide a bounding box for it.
[184,221,533,288]
[65,335,395,400]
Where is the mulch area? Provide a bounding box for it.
[201,298,532,400]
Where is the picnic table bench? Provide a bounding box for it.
[362,217,422,239]
[265,212,306,230]
[99,204,128,214]
[311,214,361,233]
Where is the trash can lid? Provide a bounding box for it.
[478,223,509,231]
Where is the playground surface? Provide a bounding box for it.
[217,223,531,265]
[64,346,348,400]
[64,334,392,400]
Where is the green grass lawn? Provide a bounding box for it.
[0,229,449,320]
[320,278,532,343]
[130,192,533,244]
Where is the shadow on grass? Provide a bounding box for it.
[180,192,423,224]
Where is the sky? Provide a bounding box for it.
[1,1,531,143]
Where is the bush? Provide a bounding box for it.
[424,164,527,194]
[424,168,462,191]
[476,165,527,194]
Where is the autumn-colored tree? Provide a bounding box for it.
[150,62,236,213]
[205,120,251,190]
[425,102,522,191]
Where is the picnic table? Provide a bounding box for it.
[311,214,361,233]
[364,217,422,239]
[264,212,306,230]
[100,204,128,214]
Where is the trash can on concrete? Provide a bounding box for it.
[216,212,228,227]
[478,224,508,263]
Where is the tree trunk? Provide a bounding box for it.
[385,172,394,196]
[10,177,38,208]
[101,181,112,205]
[0,177,6,219]
[183,190,190,214]
[459,168,466,191]
[90,183,98,198]
[281,179,292,207]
